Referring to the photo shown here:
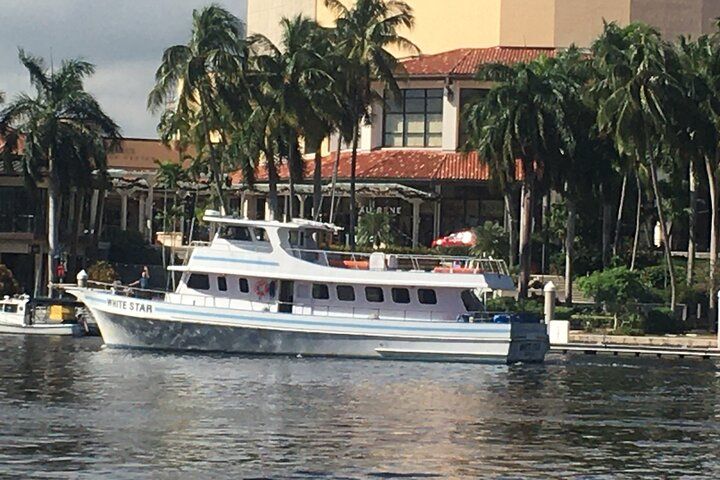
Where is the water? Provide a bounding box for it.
[1,336,720,479]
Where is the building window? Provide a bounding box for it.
[239,278,249,293]
[458,88,488,149]
[187,274,210,290]
[418,288,437,305]
[337,285,355,301]
[312,284,330,300]
[391,288,410,304]
[217,276,227,291]
[365,286,385,303]
[384,89,443,148]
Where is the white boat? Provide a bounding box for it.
[0,295,84,336]
[66,212,549,363]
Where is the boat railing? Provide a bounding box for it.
[288,248,509,275]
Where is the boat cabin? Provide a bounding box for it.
[166,213,510,323]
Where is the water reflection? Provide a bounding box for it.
[1,336,720,478]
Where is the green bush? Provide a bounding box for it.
[485,297,543,313]
[554,306,574,320]
[0,264,20,296]
[103,226,162,265]
[573,314,614,332]
[87,261,118,284]
[643,307,684,335]
[471,221,507,259]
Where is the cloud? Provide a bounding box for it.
[0,0,247,137]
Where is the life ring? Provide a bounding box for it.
[255,279,270,298]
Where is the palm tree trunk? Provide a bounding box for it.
[518,163,534,299]
[312,147,323,221]
[349,122,359,249]
[329,135,342,224]
[47,178,59,295]
[602,193,612,268]
[630,173,642,271]
[198,91,226,215]
[266,146,279,221]
[565,194,576,307]
[504,189,518,267]
[705,154,718,326]
[649,157,676,311]
[612,173,628,257]
[687,161,697,285]
[287,135,296,221]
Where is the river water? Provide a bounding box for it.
[1,336,719,479]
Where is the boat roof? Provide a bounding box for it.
[203,211,341,232]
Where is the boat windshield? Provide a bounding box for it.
[461,290,484,312]
[2,303,18,313]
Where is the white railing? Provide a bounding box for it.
[288,248,509,275]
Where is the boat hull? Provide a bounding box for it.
[0,321,83,336]
[72,289,549,364]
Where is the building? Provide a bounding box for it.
[0,137,184,292]
[247,0,720,53]
[242,0,720,246]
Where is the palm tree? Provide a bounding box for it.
[323,0,417,247]
[674,33,720,316]
[0,50,120,291]
[148,4,246,215]
[593,22,689,310]
[469,60,575,298]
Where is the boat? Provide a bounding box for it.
[0,295,84,336]
[65,211,549,363]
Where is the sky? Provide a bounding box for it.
[0,0,248,138]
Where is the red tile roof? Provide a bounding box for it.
[400,47,557,77]
[231,149,516,184]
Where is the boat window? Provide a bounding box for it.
[418,288,437,305]
[239,278,249,293]
[391,288,410,304]
[289,230,305,247]
[461,290,483,311]
[217,276,227,291]
[219,226,252,241]
[365,287,384,303]
[337,285,355,301]
[312,284,329,300]
[254,228,269,242]
[187,274,210,290]
[2,303,18,313]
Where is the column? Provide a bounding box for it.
[138,194,146,235]
[145,180,154,242]
[264,196,272,221]
[411,199,422,248]
[433,200,441,239]
[297,195,306,220]
[120,192,128,231]
[441,81,459,151]
[89,189,99,232]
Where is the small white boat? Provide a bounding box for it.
[66,211,549,363]
[0,295,84,336]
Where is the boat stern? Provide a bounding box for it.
[507,321,550,363]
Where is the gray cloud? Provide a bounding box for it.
[0,0,248,137]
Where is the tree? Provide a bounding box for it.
[250,16,337,220]
[0,50,120,291]
[593,22,689,311]
[468,60,575,298]
[148,4,247,215]
[324,0,417,247]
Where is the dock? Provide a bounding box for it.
[551,343,720,359]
